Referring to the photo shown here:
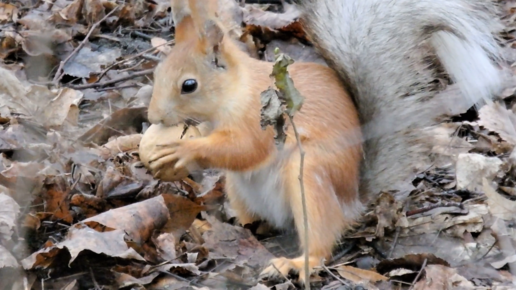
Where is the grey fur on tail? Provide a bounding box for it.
[295,0,506,197]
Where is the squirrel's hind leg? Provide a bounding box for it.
[260,154,356,282]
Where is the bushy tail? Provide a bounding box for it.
[295,0,506,196]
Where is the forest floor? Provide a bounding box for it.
[1,0,516,289]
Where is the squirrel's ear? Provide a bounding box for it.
[171,0,194,43]
[204,19,224,51]
[171,0,190,27]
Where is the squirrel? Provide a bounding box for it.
[147,0,505,283]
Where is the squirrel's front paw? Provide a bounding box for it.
[148,140,197,176]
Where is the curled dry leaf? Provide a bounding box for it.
[99,134,142,159]
[82,194,170,245]
[0,192,20,242]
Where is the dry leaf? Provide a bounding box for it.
[335,265,388,284]
[483,178,516,221]
[21,225,145,269]
[0,3,19,23]
[456,154,502,192]
[151,37,172,55]
[413,265,474,290]
[478,102,516,145]
[0,192,20,242]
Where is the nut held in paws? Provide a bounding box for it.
[139,123,201,181]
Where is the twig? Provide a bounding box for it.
[53,6,119,85]
[287,114,310,287]
[320,260,350,286]
[388,227,401,259]
[408,258,427,290]
[96,84,139,92]
[97,40,173,82]
[132,30,153,40]
[406,202,463,217]
[67,68,154,90]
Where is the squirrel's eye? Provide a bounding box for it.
[181,79,198,94]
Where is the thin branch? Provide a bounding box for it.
[97,40,173,82]
[408,258,427,290]
[53,6,119,85]
[320,260,350,287]
[287,114,310,287]
[67,68,154,90]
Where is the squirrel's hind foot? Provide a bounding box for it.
[259,255,321,284]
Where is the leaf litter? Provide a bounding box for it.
[0,0,516,289]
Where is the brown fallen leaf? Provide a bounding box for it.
[82,194,171,245]
[413,264,474,290]
[161,193,205,240]
[83,0,105,27]
[376,253,449,282]
[52,0,83,25]
[335,265,388,284]
[374,191,403,238]
[37,177,74,224]
[79,107,148,145]
[243,3,306,42]
[0,3,19,23]
[21,225,145,269]
[202,215,274,274]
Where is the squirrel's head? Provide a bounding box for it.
[148,0,240,126]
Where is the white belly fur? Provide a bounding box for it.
[226,161,292,229]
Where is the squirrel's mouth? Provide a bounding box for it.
[184,117,202,126]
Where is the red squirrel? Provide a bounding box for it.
[147,0,363,280]
[147,0,505,283]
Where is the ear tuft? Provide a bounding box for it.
[204,19,224,48]
[171,0,190,26]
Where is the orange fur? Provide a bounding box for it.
[148,0,363,282]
